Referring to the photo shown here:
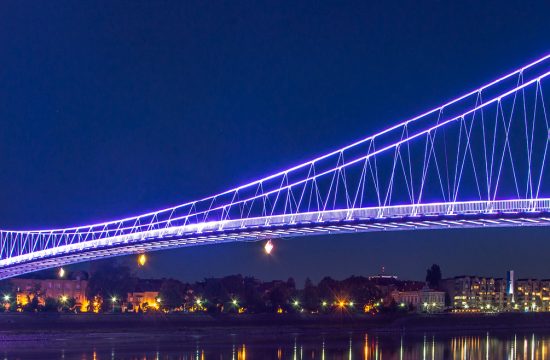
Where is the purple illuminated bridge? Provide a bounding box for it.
[1,55,550,279]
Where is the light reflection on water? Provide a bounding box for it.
[2,331,550,359]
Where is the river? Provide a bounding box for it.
[1,329,549,359]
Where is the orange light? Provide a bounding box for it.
[138,254,147,267]
[264,240,274,254]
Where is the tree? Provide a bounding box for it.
[267,283,290,312]
[86,259,137,311]
[342,276,382,305]
[43,297,59,312]
[159,279,187,311]
[286,277,296,291]
[317,276,338,303]
[22,283,43,312]
[303,278,320,312]
[242,277,264,313]
[426,264,442,289]
[0,280,15,312]
[203,278,229,306]
[60,297,77,312]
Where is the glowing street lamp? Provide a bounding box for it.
[58,267,65,278]
[293,300,300,307]
[232,299,238,306]
[60,295,68,303]
[3,294,10,302]
[138,254,147,267]
[264,240,274,255]
[321,301,327,307]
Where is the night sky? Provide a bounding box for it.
[0,1,549,284]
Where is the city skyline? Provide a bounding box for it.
[0,1,549,283]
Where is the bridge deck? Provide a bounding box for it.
[1,199,549,279]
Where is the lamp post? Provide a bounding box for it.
[111,296,118,312]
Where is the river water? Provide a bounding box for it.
[0,330,549,359]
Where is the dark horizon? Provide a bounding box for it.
[1,1,549,284]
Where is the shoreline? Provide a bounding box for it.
[1,312,550,335]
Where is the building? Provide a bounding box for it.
[440,275,508,312]
[11,271,89,309]
[514,278,550,312]
[438,271,550,313]
[126,279,162,311]
[391,286,446,312]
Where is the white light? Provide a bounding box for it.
[264,240,274,254]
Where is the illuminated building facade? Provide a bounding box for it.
[11,271,88,308]
[127,291,160,311]
[126,279,162,311]
[391,286,445,312]
[514,279,550,312]
[441,273,550,312]
[441,276,507,311]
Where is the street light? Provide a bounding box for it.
[58,267,65,278]
[232,299,238,306]
[111,296,118,312]
[264,240,274,255]
[3,294,10,302]
[60,295,68,303]
[138,254,147,267]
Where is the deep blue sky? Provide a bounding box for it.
[0,1,549,284]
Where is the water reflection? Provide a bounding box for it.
[2,331,550,359]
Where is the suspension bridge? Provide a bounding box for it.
[1,54,549,280]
